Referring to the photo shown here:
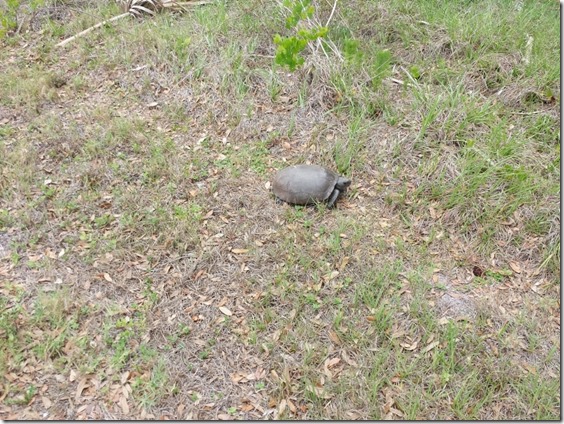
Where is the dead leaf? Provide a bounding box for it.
[400,340,418,351]
[342,350,358,367]
[41,397,52,409]
[346,411,363,420]
[306,383,333,400]
[75,378,88,402]
[421,341,440,354]
[103,273,113,282]
[391,330,406,339]
[69,370,77,382]
[230,373,246,383]
[271,329,281,342]
[382,392,394,414]
[219,306,232,316]
[323,356,342,379]
[379,219,390,228]
[231,248,249,254]
[119,396,130,415]
[328,330,341,345]
[522,363,537,374]
[323,270,339,282]
[252,402,265,413]
[255,368,266,379]
[390,407,404,417]
[338,256,350,271]
[287,399,297,414]
[438,317,450,325]
[327,357,341,368]
[120,371,130,385]
[241,404,254,412]
[509,261,522,273]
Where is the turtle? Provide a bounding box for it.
[272,164,351,208]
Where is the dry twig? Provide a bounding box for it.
[56,0,210,48]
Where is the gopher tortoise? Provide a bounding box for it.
[272,164,351,208]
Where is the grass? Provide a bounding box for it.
[0,0,559,420]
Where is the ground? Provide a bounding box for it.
[0,0,560,420]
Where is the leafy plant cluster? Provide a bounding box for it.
[0,0,44,38]
[273,0,393,89]
[273,0,328,71]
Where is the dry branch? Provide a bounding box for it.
[56,0,211,48]
[55,13,130,47]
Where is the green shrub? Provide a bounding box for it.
[273,0,328,71]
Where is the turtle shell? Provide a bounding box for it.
[272,164,340,205]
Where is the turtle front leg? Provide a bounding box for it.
[326,188,341,208]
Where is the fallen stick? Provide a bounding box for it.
[56,13,130,48]
[56,1,211,48]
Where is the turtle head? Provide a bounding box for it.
[336,176,351,191]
